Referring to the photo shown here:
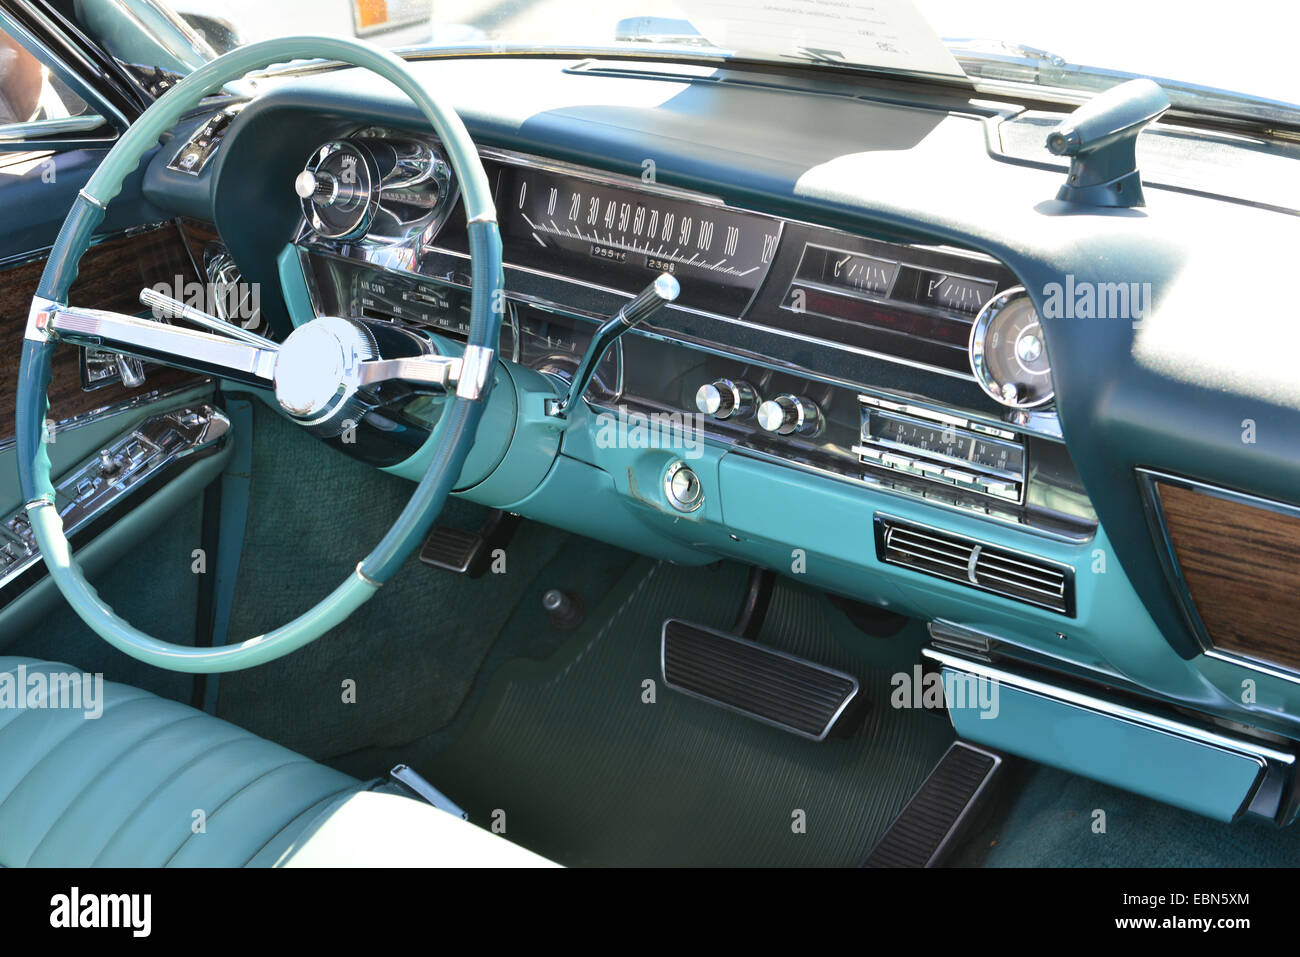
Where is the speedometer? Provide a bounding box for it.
[969,287,1055,409]
[498,166,782,314]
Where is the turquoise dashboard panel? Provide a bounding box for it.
[939,664,1268,822]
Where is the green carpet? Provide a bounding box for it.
[416,559,954,867]
[214,401,637,764]
[953,761,1300,867]
[1,496,202,705]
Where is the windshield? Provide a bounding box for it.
[73,0,1300,121]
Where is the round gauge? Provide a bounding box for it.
[296,141,380,241]
[969,287,1054,409]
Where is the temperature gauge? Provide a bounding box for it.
[922,272,997,316]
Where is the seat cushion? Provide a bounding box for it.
[0,657,553,867]
[0,657,363,866]
[259,790,557,867]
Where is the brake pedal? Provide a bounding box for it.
[661,619,859,740]
[861,741,1003,868]
[419,509,520,577]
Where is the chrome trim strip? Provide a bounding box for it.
[477,144,730,206]
[0,115,106,142]
[354,562,381,589]
[24,497,54,512]
[924,648,1296,767]
[77,188,108,211]
[465,211,497,225]
[1204,649,1300,690]
[457,344,495,401]
[25,297,61,343]
[0,381,214,455]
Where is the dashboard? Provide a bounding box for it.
[282,133,1093,549]
[138,52,1300,777]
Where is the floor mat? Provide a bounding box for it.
[420,560,953,867]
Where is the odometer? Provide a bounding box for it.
[498,166,782,314]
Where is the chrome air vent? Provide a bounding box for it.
[874,515,1074,616]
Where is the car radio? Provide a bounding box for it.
[853,395,1025,504]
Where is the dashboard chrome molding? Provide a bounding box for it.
[467,146,1007,384]
[298,232,1071,458]
[307,135,1026,390]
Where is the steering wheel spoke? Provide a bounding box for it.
[43,302,278,388]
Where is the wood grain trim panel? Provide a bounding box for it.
[1158,480,1300,671]
[0,224,205,434]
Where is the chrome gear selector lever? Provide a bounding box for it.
[546,273,679,419]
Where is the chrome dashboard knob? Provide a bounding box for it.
[695,378,757,420]
[294,169,337,204]
[756,394,821,436]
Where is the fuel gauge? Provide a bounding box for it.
[969,287,1054,409]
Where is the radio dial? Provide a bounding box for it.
[757,394,821,436]
[695,379,757,420]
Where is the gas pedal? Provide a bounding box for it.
[862,741,1002,867]
[660,618,859,741]
[419,509,520,577]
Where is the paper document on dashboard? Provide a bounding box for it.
[687,0,965,77]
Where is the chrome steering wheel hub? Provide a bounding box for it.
[273,317,379,424]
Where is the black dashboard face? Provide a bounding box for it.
[496,165,782,314]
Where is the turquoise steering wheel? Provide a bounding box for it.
[16,37,503,672]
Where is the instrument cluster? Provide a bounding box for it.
[291,134,1087,535]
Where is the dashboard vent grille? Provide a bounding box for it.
[875,516,1073,616]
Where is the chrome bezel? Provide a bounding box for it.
[663,460,705,513]
[300,140,382,242]
[968,286,1055,410]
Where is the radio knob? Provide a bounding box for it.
[695,378,757,420]
[756,394,821,436]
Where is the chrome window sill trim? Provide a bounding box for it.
[924,648,1297,768]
